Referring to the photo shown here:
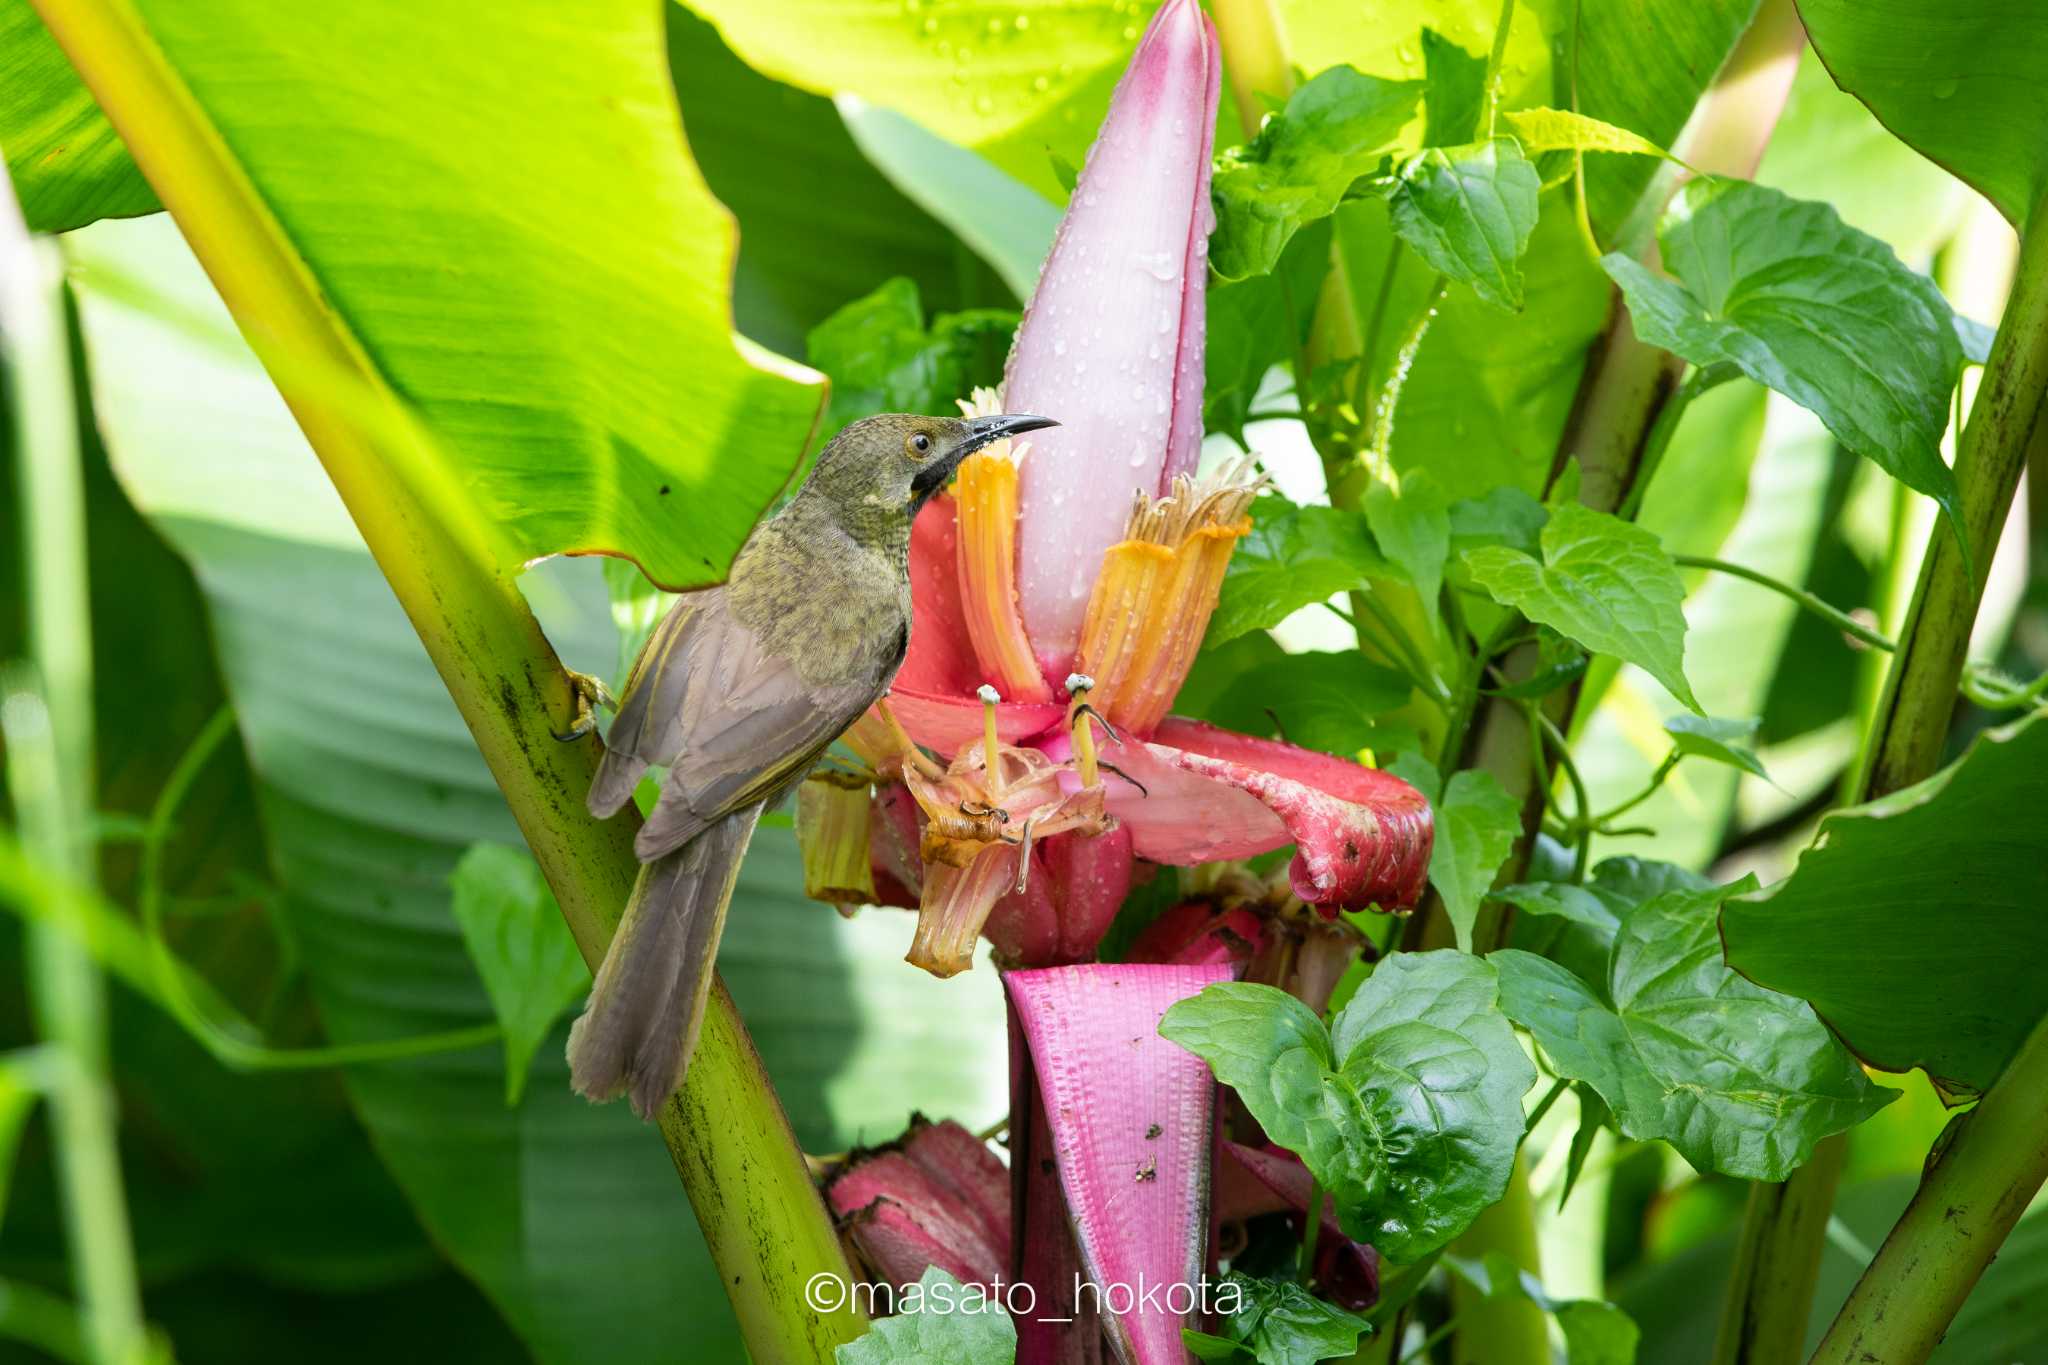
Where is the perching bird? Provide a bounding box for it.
[569,410,1058,1119]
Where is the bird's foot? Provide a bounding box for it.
[552,669,618,742]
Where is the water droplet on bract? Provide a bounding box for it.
[958,44,974,62]
[1014,14,1030,31]
[975,93,995,114]
[1032,73,1049,91]
[1156,309,1172,334]
[1146,342,1160,360]
[987,17,1003,34]
[1172,118,1186,135]
[1122,24,1138,40]
[1932,78,1959,99]
[1396,43,1416,65]
[1133,250,1178,281]
[1053,339,1067,357]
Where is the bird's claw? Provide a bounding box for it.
[552,669,618,743]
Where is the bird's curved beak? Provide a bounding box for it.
[960,412,1060,455]
[913,413,1060,499]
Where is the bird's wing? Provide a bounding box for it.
[588,587,714,818]
[590,586,884,862]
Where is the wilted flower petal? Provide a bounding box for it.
[1069,719,1433,911]
[827,1118,1012,1296]
[797,772,876,908]
[903,741,1114,976]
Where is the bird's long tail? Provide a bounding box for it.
[567,804,763,1120]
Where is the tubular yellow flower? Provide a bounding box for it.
[953,389,1055,704]
[1076,457,1263,735]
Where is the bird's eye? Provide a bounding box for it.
[907,432,933,458]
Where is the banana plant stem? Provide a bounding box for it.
[1447,1158,1547,1365]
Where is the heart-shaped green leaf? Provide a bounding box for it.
[1210,66,1422,282]
[835,1268,1016,1365]
[1602,180,1965,545]
[1663,714,1768,780]
[1463,501,1699,712]
[1495,879,1893,1180]
[1164,953,1533,1264]
[1387,139,1541,312]
[1210,495,1396,645]
[1183,1273,1371,1365]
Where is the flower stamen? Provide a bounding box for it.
[977,683,1004,800]
[1066,673,1101,788]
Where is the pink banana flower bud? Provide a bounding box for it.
[811,0,1432,977]
[1003,0,1220,682]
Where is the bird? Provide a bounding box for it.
[567,410,1058,1119]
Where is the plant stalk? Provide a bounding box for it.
[1,175,149,1365]
[1421,7,1805,1359]
[1710,1136,1846,1365]
[27,0,864,1354]
[1855,189,2048,798]
[1809,1006,2048,1365]
[1716,187,2048,1365]
[1742,191,2048,1365]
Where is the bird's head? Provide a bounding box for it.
[808,411,1060,517]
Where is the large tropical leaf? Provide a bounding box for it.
[1721,711,2048,1095]
[35,0,823,590]
[666,3,1013,359]
[0,353,453,1309]
[69,215,1009,1363]
[0,0,156,231]
[1797,0,2048,231]
[678,0,1142,198]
